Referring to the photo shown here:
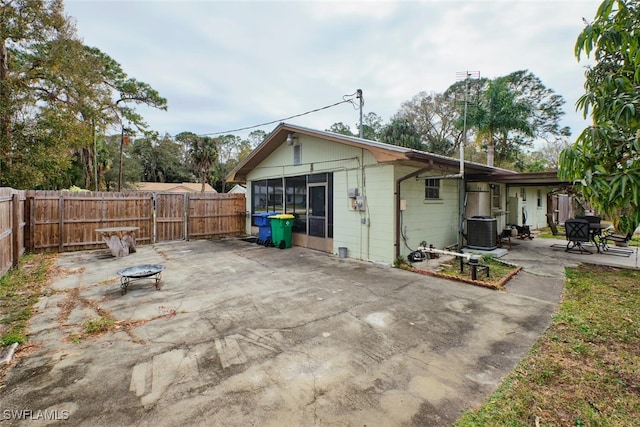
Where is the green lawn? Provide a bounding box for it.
[455,264,640,426]
[0,254,54,347]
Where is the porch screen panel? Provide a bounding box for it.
[251,178,283,224]
[309,185,326,238]
[285,176,307,233]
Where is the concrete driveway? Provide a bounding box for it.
[2,238,566,426]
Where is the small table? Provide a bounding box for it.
[96,226,139,257]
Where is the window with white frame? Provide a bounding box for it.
[293,145,301,166]
[424,178,440,200]
[492,184,501,209]
[537,189,542,207]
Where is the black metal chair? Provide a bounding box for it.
[578,215,605,252]
[565,219,591,254]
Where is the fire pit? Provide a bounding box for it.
[117,264,165,295]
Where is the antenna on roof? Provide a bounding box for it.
[455,70,480,253]
[455,71,480,176]
[356,89,364,138]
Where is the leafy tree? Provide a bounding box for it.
[538,139,569,170]
[0,0,166,189]
[77,46,167,190]
[0,0,78,188]
[505,70,571,145]
[211,134,251,192]
[102,135,143,191]
[361,112,384,141]
[559,0,640,234]
[442,71,570,170]
[327,122,355,136]
[327,113,384,141]
[379,118,422,150]
[247,130,267,148]
[131,135,193,183]
[394,91,461,156]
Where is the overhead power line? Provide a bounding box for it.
[199,91,362,137]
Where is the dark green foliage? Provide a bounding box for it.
[559,0,640,234]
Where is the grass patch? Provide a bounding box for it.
[537,225,566,239]
[0,254,55,347]
[437,255,520,287]
[82,316,114,334]
[455,264,640,426]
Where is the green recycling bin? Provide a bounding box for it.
[268,214,295,249]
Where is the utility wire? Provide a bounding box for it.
[199,92,361,137]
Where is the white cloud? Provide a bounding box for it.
[65,0,602,143]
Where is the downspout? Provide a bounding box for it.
[395,167,431,260]
[415,172,466,251]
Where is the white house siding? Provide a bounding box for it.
[246,135,399,263]
[347,164,396,263]
[396,166,460,259]
[506,185,550,229]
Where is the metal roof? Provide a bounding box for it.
[226,122,518,183]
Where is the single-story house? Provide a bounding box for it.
[133,182,217,193]
[227,123,569,265]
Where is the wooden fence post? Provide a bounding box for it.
[11,193,19,269]
[184,193,189,241]
[58,193,64,252]
[152,193,157,244]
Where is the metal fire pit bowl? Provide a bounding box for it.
[117,264,165,295]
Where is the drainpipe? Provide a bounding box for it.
[395,167,431,260]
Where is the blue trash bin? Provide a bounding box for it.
[252,212,278,246]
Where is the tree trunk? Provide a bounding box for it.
[487,131,495,167]
[0,38,11,172]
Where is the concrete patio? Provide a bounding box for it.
[1,236,636,426]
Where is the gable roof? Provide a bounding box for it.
[226,122,516,183]
[133,182,217,193]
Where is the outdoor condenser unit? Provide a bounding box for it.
[466,216,498,250]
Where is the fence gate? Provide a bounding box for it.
[154,193,187,242]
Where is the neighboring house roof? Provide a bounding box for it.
[228,184,247,194]
[226,122,517,183]
[134,182,217,193]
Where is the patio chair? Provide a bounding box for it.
[601,231,633,248]
[565,218,591,254]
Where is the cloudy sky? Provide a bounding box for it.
[64,0,602,145]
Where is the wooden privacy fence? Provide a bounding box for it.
[0,188,26,277]
[24,191,247,254]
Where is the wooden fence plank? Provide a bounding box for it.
[1,189,246,264]
[0,188,25,275]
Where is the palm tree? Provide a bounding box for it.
[189,136,218,192]
[468,78,533,167]
[177,132,218,192]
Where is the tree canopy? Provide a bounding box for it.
[0,0,166,189]
[559,0,640,234]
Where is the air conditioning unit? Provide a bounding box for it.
[466,216,497,250]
